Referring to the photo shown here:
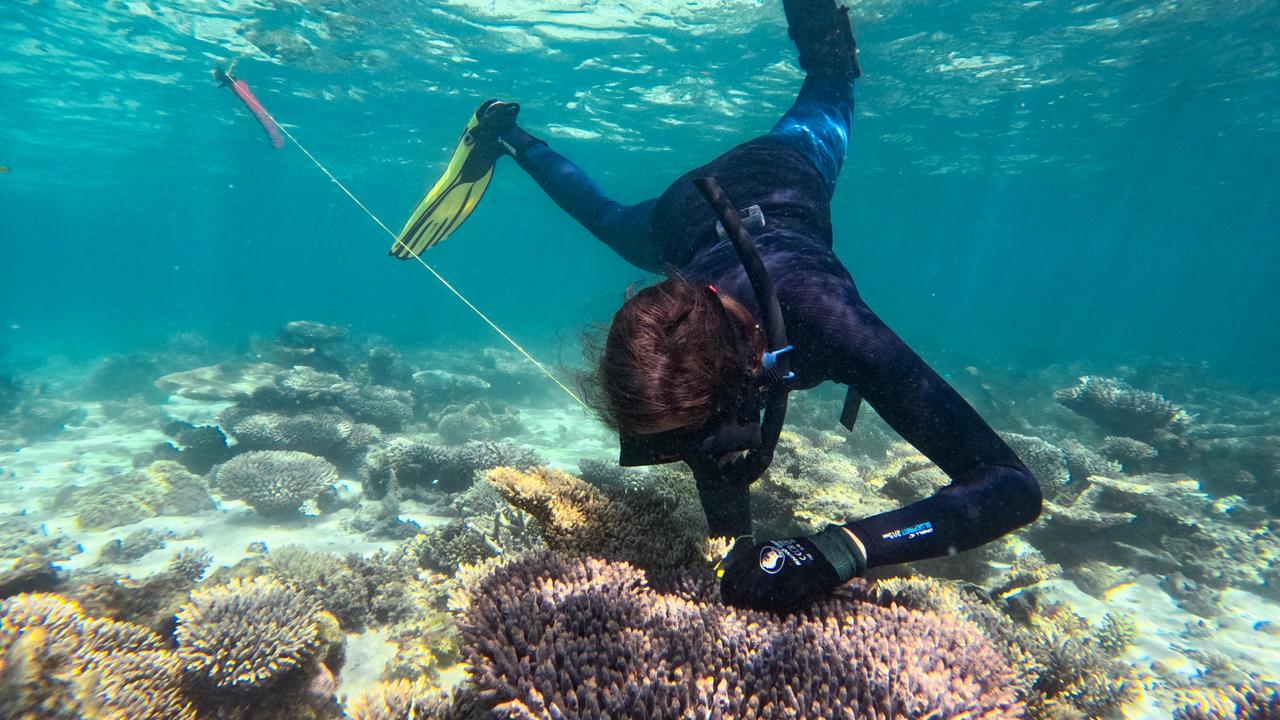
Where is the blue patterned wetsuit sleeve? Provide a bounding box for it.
[514,144,662,272]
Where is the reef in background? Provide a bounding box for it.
[2,322,1278,718]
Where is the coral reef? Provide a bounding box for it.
[270,320,350,374]
[244,366,413,432]
[158,420,234,474]
[434,400,522,444]
[1059,437,1124,483]
[343,679,453,720]
[0,593,192,719]
[81,352,166,402]
[279,320,349,349]
[169,547,214,583]
[215,450,339,518]
[2,579,344,720]
[1173,684,1280,719]
[752,431,900,536]
[379,599,463,685]
[174,576,327,690]
[220,407,381,467]
[1101,434,1160,473]
[69,460,213,531]
[1030,469,1280,612]
[1055,375,1193,444]
[263,545,425,631]
[486,466,708,572]
[95,527,172,565]
[362,344,415,391]
[0,556,61,599]
[7,397,86,443]
[402,478,545,571]
[1001,432,1072,501]
[460,552,1023,719]
[155,362,281,401]
[363,438,540,498]
[70,569,200,636]
[873,575,1140,719]
[412,368,490,406]
[0,513,80,598]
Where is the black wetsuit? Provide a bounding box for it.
[509,70,1042,572]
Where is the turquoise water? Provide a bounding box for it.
[3,0,1277,380]
[4,2,1280,716]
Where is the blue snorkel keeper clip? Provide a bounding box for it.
[757,344,796,385]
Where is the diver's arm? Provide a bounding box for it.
[501,124,663,272]
[803,281,1043,569]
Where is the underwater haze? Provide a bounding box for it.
[2,1,1280,718]
[2,0,1278,376]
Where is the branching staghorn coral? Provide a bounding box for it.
[1173,684,1280,719]
[174,576,327,690]
[343,679,454,720]
[70,460,213,531]
[871,575,1140,720]
[485,466,709,572]
[1055,375,1194,443]
[364,438,540,498]
[0,593,194,719]
[459,551,1024,719]
[753,431,900,536]
[169,546,215,583]
[216,450,339,517]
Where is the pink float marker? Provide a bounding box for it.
[214,64,285,149]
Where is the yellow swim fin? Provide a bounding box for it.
[391,100,517,259]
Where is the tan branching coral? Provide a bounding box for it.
[70,460,213,531]
[344,679,453,720]
[174,576,323,689]
[485,466,709,571]
[990,551,1063,597]
[1173,684,1280,719]
[216,450,339,517]
[169,546,215,582]
[72,649,197,720]
[0,593,194,720]
[871,575,1140,720]
[0,593,164,657]
[460,551,1023,719]
[753,431,900,535]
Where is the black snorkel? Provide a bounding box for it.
[617,176,794,537]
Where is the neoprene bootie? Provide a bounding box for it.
[783,0,862,77]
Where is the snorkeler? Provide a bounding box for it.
[394,0,1042,612]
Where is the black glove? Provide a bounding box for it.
[717,524,866,612]
[471,99,544,159]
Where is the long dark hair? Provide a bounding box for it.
[582,276,762,435]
